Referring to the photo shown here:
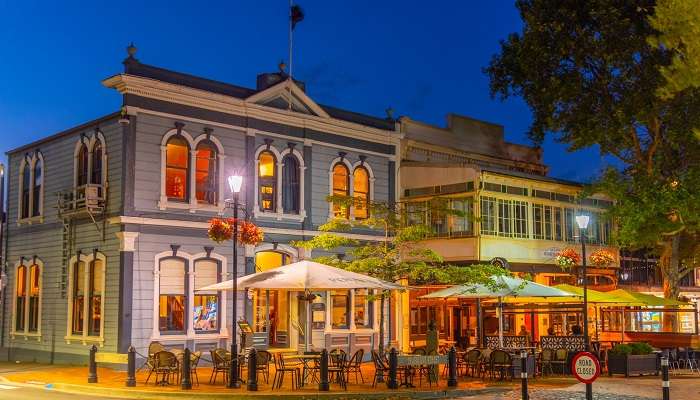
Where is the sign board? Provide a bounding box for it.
[571,352,601,384]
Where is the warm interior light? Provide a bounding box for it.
[228,175,243,193]
[575,215,590,230]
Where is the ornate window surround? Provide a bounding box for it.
[17,151,45,224]
[158,128,226,213]
[327,157,375,220]
[72,130,108,200]
[10,257,43,340]
[65,251,106,345]
[253,144,306,222]
[151,250,229,341]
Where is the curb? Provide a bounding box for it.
[32,381,510,400]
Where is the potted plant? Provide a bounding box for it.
[555,248,581,270]
[607,342,659,377]
[590,249,616,267]
[208,218,264,245]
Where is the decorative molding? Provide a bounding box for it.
[115,232,139,252]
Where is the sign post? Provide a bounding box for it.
[571,352,600,400]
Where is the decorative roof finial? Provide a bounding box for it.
[385,106,394,121]
[278,60,287,73]
[126,42,138,60]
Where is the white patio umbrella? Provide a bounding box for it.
[420,275,578,347]
[197,260,403,351]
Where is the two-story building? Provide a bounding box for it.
[1,48,401,364]
[397,114,619,348]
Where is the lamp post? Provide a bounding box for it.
[575,214,592,400]
[227,174,243,389]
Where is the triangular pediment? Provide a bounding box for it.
[246,80,330,118]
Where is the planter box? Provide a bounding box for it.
[608,353,659,377]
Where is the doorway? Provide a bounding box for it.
[253,251,292,347]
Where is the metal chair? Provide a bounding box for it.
[346,349,365,384]
[144,341,166,384]
[328,351,348,390]
[488,350,512,381]
[153,351,180,385]
[209,348,230,385]
[539,349,555,376]
[188,351,202,386]
[272,353,300,390]
[551,349,568,375]
[256,350,272,384]
[371,350,388,388]
[465,349,481,377]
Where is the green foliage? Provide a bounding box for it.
[611,342,654,356]
[609,343,633,356]
[487,0,700,298]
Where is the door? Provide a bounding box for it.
[253,251,291,347]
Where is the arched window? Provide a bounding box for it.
[28,263,41,332]
[71,259,86,335]
[159,257,187,334]
[68,253,105,338]
[193,258,220,333]
[91,141,102,186]
[332,163,350,218]
[21,162,30,219]
[15,264,26,332]
[258,151,277,212]
[87,258,104,336]
[77,144,89,187]
[195,140,218,205]
[165,136,190,201]
[32,159,42,217]
[281,154,300,214]
[353,166,370,219]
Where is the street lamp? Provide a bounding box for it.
[227,174,243,389]
[575,214,593,400]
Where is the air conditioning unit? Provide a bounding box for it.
[85,186,100,208]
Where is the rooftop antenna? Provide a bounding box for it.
[288,2,304,110]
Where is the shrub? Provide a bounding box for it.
[610,343,633,355]
[610,342,654,356]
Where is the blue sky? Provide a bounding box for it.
[0,0,612,181]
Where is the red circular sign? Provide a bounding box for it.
[571,352,600,384]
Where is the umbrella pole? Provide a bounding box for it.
[621,307,625,344]
[306,293,311,352]
[498,297,504,348]
[266,290,271,346]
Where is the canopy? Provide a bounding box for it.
[197,260,404,292]
[552,284,645,305]
[608,289,690,307]
[419,275,579,300]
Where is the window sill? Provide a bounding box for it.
[254,210,306,222]
[158,200,225,214]
[11,332,41,341]
[17,215,44,225]
[64,335,105,346]
[153,333,230,341]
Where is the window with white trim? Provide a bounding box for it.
[353,166,370,219]
[195,140,218,205]
[67,253,105,340]
[18,152,44,221]
[166,137,190,202]
[193,258,220,333]
[331,163,350,218]
[159,257,187,334]
[258,151,277,212]
[13,260,41,335]
[20,162,30,219]
[281,153,300,214]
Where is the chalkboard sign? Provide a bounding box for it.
[238,320,253,334]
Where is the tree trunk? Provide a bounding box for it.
[661,234,682,332]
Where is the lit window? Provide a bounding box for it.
[258,151,276,211]
[71,260,85,335]
[480,197,496,235]
[281,154,300,214]
[28,263,40,333]
[91,141,102,185]
[165,137,189,201]
[354,289,373,328]
[77,144,89,187]
[193,259,219,333]
[21,162,30,219]
[13,261,42,335]
[331,290,350,329]
[195,141,218,204]
[69,255,105,338]
[332,164,350,218]
[32,159,42,217]
[353,166,369,219]
[15,264,26,332]
[159,258,186,333]
[88,259,103,336]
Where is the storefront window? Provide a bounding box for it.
[410,305,444,335]
[354,289,373,328]
[159,258,186,333]
[193,259,219,333]
[331,290,350,329]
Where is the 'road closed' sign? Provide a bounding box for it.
[571,351,601,384]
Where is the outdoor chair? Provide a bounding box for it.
[478,349,493,378]
[679,348,697,372]
[189,351,202,386]
[256,350,272,384]
[488,350,512,381]
[153,351,180,386]
[329,349,347,368]
[273,353,300,390]
[552,349,568,375]
[346,349,365,384]
[144,341,166,384]
[371,350,389,388]
[328,351,348,390]
[465,349,481,377]
[539,349,555,376]
[209,348,230,385]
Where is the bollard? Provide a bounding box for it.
[247,348,258,391]
[88,345,98,383]
[661,357,670,400]
[319,349,329,391]
[447,346,457,387]
[126,346,136,387]
[387,348,399,389]
[181,348,192,390]
[520,350,529,400]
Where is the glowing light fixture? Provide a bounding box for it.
[228,175,243,193]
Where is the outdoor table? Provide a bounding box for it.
[284,354,321,387]
[396,354,447,388]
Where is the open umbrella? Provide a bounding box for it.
[419,275,578,347]
[197,260,403,351]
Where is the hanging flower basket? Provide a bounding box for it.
[590,249,615,267]
[555,248,581,270]
[208,218,264,246]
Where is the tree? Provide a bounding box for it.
[293,196,507,352]
[486,0,700,299]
